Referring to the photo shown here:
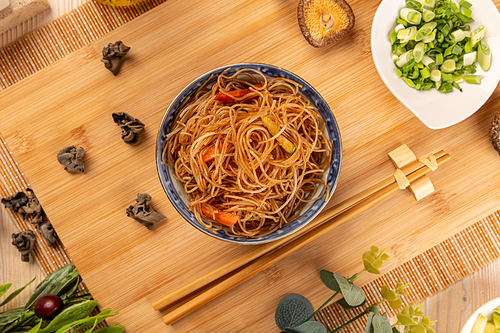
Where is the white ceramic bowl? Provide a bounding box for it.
[371,0,500,129]
[460,297,500,333]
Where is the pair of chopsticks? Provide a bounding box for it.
[152,150,450,325]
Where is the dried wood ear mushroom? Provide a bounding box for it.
[57,146,85,173]
[126,193,166,230]
[490,112,500,155]
[1,191,28,212]
[12,230,36,262]
[112,112,145,143]
[297,0,355,47]
[101,41,130,76]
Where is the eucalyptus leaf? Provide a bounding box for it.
[372,314,393,333]
[285,321,328,333]
[368,306,380,315]
[319,270,339,291]
[0,284,12,300]
[365,312,375,333]
[0,278,36,307]
[337,297,365,310]
[333,273,365,307]
[25,264,79,309]
[275,294,314,331]
[26,318,43,333]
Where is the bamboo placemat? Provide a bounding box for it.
[1,1,500,331]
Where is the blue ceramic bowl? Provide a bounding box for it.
[156,63,342,244]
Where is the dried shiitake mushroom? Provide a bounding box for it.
[490,112,500,155]
[298,0,355,47]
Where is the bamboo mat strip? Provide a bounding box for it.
[1,0,500,331]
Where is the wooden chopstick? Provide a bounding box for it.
[155,152,450,325]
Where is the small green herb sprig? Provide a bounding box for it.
[274,246,437,333]
[0,264,123,333]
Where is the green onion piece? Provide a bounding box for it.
[441,59,456,73]
[400,8,422,25]
[402,77,416,88]
[423,0,435,10]
[452,82,463,92]
[406,0,423,10]
[451,29,466,43]
[413,42,425,62]
[396,50,414,67]
[422,29,437,43]
[396,69,403,76]
[415,22,437,41]
[396,18,408,27]
[430,69,441,81]
[390,31,398,45]
[461,6,472,18]
[394,24,406,33]
[464,39,473,53]
[397,26,417,42]
[439,82,453,92]
[459,0,472,9]
[463,75,484,84]
[435,53,443,65]
[463,51,476,66]
[477,40,491,71]
[422,9,435,22]
[440,22,452,36]
[420,67,431,78]
[471,25,485,46]
[442,72,453,82]
[409,69,419,79]
[453,73,463,82]
[422,55,435,68]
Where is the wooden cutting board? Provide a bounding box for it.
[1,0,500,331]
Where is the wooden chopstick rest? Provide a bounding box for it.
[388,144,435,200]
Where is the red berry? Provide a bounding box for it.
[34,294,64,320]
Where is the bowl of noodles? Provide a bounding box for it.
[156,63,342,244]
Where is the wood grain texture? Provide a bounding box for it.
[0,204,46,310]
[424,258,500,332]
[0,0,500,332]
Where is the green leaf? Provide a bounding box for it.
[319,270,339,291]
[0,284,12,299]
[333,273,365,307]
[0,308,28,325]
[389,298,403,310]
[51,311,118,333]
[26,318,43,333]
[381,285,397,302]
[368,306,380,315]
[0,278,36,307]
[392,327,401,333]
[83,319,98,333]
[363,259,381,275]
[275,294,314,331]
[25,264,79,310]
[409,324,426,333]
[337,297,365,310]
[365,312,375,333]
[75,309,112,332]
[92,326,125,333]
[396,313,418,326]
[372,314,393,333]
[285,321,328,333]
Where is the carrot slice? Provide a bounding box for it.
[202,143,231,163]
[215,83,263,102]
[201,205,240,227]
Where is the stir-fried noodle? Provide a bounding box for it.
[163,68,333,238]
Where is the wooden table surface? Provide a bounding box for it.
[1,0,500,332]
